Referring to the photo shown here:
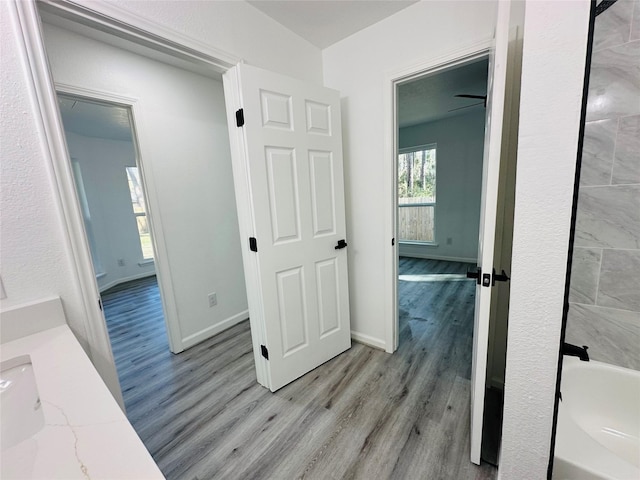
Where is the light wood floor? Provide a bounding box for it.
[102,259,497,480]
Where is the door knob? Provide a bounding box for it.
[335,239,348,250]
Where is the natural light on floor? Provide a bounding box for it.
[398,273,472,283]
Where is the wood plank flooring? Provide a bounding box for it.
[101,259,497,480]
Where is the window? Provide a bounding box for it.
[398,145,436,243]
[126,166,154,260]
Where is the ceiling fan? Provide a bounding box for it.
[449,94,487,113]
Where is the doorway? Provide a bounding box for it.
[393,55,506,465]
[394,55,489,347]
[395,57,489,353]
[57,93,173,385]
[58,95,158,291]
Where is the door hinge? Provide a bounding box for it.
[392,238,395,246]
[261,344,269,360]
[249,236,258,252]
[98,298,103,311]
[236,108,245,127]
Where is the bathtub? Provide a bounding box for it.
[553,357,640,480]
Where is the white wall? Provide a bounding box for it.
[323,0,497,345]
[398,110,485,262]
[64,131,156,291]
[43,22,250,349]
[0,2,90,353]
[80,0,323,83]
[499,1,591,477]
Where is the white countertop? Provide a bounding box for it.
[1,325,165,479]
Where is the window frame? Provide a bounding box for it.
[125,166,154,261]
[397,143,437,245]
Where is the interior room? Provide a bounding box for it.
[0,0,617,479]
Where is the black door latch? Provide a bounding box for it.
[492,268,510,286]
[335,239,348,250]
[466,267,481,285]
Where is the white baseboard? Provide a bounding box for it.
[399,252,476,263]
[98,271,157,293]
[351,330,386,351]
[181,310,249,349]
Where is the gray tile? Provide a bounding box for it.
[575,185,640,249]
[566,303,640,370]
[586,41,640,122]
[612,114,640,184]
[569,247,602,304]
[631,0,640,41]
[597,249,640,311]
[593,0,634,51]
[580,119,617,186]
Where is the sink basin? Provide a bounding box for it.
[1,355,45,450]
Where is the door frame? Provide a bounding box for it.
[12,0,241,403]
[54,84,183,353]
[382,40,492,353]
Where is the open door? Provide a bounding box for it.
[223,64,351,392]
[469,0,515,464]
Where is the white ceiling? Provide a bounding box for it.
[247,0,419,49]
[397,58,489,128]
[58,95,134,142]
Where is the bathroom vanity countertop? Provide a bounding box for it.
[1,324,165,479]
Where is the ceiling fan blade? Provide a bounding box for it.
[455,94,487,100]
[448,101,485,113]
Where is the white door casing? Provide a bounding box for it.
[224,64,351,392]
[470,0,513,465]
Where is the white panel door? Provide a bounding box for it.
[224,64,351,392]
[470,0,514,464]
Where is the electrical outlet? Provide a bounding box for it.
[208,292,217,308]
[446,237,453,245]
[117,258,125,267]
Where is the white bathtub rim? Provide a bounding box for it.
[556,402,640,479]
[554,357,640,480]
[562,356,640,377]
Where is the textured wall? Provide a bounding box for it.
[0,1,90,350]
[566,0,640,370]
[499,1,591,478]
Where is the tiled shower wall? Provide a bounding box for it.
[566,0,640,370]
